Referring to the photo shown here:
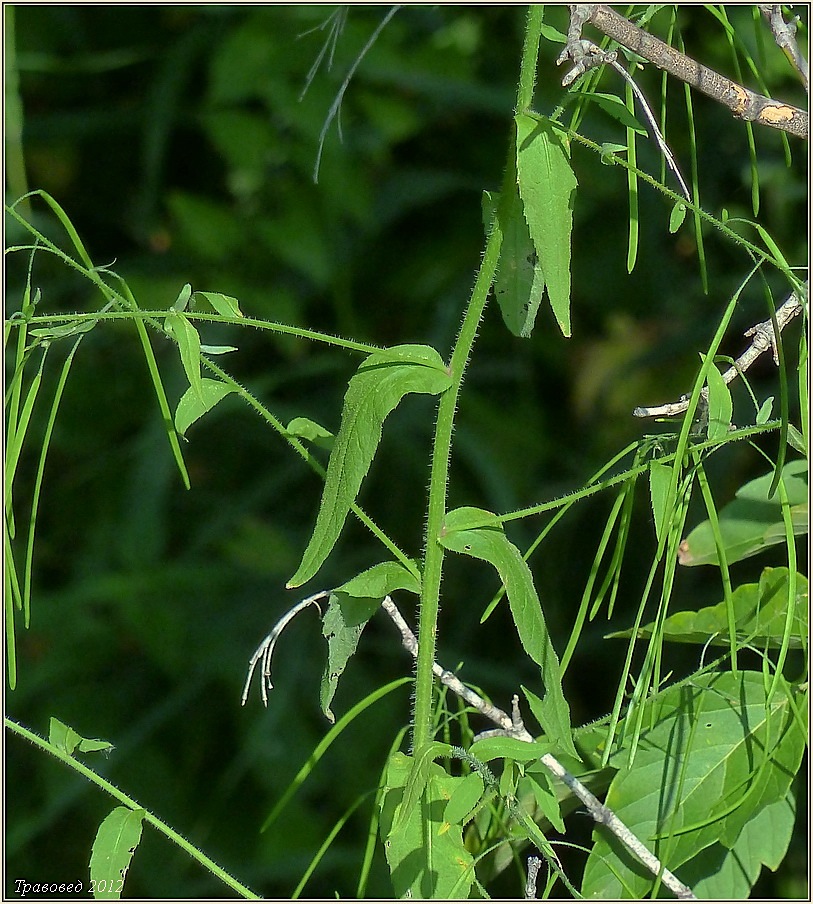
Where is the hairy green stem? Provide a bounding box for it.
[411,6,544,751]
[5,718,259,899]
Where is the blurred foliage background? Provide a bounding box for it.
[5,5,807,898]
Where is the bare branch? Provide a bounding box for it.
[633,285,806,419]
[525,855,542,899]
[379,595,697,900]
[759,5,809,90]
[560,5,808,139]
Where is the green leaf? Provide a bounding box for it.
[285,416,335,451]
[174,378,234,437]
[566,91,648,135]
[89,806,145,900]
[669,201,687,233]
[581,671,807,898]
[705,358,732,441]
[199,344,237,355]
[288,345,451,588]
[165,312,203,403]
[379,752,475,899]
[679,794,796,899]
[319,562,421,722]
[48,718,114,757]
[679,460,808,566]
[440,507,575,756]
[468,734,549,763]
[648,460,672,545]
[170,283,193,312]
[29,318,98,341]
[525,763,566,834]
[515,114,577,338]
[608,567,807,649]
[483,188,546,339]
[336,560,421,602]
[755,396,774,424]
[319,592,370,724]
[192,291,243,318]
[443,771,485,827]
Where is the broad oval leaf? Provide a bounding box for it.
[379,752,475,899]
[515,113,577,338]
[608,567,807,649]
[440,506,575,756]
[679,460,808,566]
[288,345,451,588]
[89,806,145,900]
[581,671,806,898]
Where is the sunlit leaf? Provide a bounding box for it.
[89,806,145,900]
[440,507,575,756]
[319,561,421,722]
[174,378,234,437]
[679,460,808,566]
[48,717,114,757]
[193,291,243,318]
[705,359,732,441]
[288,345,451,588]
[443,771,485,827]
[608,567,807,648]
[379,752,474,899]
[285,416,335,451]
[582,671,806,898]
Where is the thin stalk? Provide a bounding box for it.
[5,718,258,899]
[411,6,544,751]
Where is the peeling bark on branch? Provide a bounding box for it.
[565,5,808,140]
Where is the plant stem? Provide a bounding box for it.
[5,718,259,899]
[411,6,545,751]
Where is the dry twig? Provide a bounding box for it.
[633,285,806,418]
[559,5,808,139]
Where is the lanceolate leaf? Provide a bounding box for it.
[165,312,203,404]
[515,113,577,338]
[320,561,421,722]
[705,358,733,441]
[175,378,234,437]
[288,345,451,588]
[483,189,546,338]
[581,671,807,898]
[89,806,145,900]
[440,507,575,756]
[679,459,808,566]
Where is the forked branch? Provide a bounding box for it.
[559,5,808,139]
[633,284,806,419]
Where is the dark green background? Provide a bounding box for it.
[5,5,807,897]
